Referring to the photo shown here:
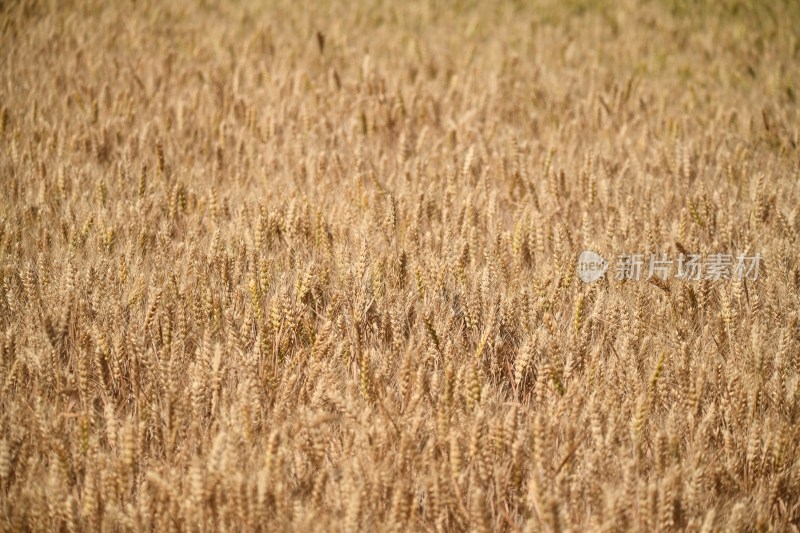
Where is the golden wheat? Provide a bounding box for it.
[1,0,800,531]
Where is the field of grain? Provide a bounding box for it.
[1,0,799,531]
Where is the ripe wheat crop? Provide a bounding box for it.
[1,0,799,531]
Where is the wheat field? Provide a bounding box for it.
[1,0,799,531]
